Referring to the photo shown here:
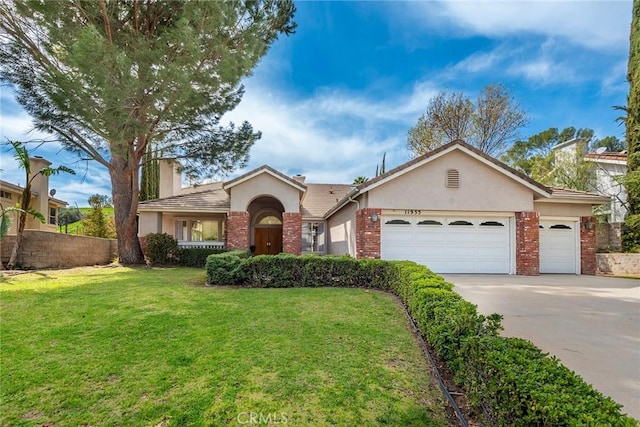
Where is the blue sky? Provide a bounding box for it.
[0,0,632,206]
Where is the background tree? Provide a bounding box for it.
[5,141,75,269]
[501,127,629,194]
[622,0,640,250]
[139,145,160,201]
[58,205,83,233]
[83,194,116,239]
[352,176,368,185]
[0,1,296,264]
[407,83,528,157]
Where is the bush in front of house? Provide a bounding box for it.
[204,254,637,426]
[144,233,178,264]
[205,250,251,285]
[175,247,227,267]
[145,233,228,267]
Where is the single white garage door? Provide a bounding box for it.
[381,216,511,274]
[539,220,578,274]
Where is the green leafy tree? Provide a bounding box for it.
[408,83,528,157]
[83,194,116,239]
[501,127,622,191]
[0,1,296,264]
[594,136,626,152]
[5,141,75,269]
[352,176,368,185]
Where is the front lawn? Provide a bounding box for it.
[0,267,447,426]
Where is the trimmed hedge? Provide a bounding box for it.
[144,233,228,267]
[205,253,637,426]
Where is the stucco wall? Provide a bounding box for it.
[1,231,117,269]
[327,201,357,256]
[367,150,535,212]
[229,174,301,213]
[597,253,640,276]
[534,202,594,217]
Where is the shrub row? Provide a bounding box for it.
[144,233,227,267]
[205,252,637,426]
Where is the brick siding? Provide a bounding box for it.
[282,212,302,255]
[580,216,597,275]
[355,208,381,259]
[225,211,249,250]
[515,211,540,276]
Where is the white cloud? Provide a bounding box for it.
[221,79,440,183]
[421,0,631,51]
[508,57,576,84]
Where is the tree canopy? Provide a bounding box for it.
[0,0,296,264]
[501,127,624,192]
[407,83,528,157]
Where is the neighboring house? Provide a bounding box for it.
[584,151,627,223]
[139,140,609,275]
[551,138,628,223]
[0,156,68,234]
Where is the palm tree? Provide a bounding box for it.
[352,176,369,185]
[6,141,75,269]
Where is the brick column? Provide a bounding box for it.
[355,208,381,259]
[225,211,249,250]
[515,211,540,276]
[282,212,302,255]
[580,216,597,275]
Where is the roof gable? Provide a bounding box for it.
[223,165,307,192]
[359,140,551,197]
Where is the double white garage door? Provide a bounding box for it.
[381,216,511,274]
[381,216,579,274]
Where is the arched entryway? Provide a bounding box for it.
[248,196,284,255]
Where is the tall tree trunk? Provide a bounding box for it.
[7,188,31,269]
[110,154,145,265]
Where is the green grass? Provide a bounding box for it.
[0,267,447,426]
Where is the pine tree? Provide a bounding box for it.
[0,1,296,264]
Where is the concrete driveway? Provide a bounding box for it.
[442,274,640,420]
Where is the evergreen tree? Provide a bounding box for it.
[83,194,115,239]
[626,0,640,216]
[0,1,296,264]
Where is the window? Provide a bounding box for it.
[385,219,411,225]
[255,211,282,225]
[49,207,57,225]
[449,220,473,226]
[417,219,443,226]
[480,221,504,227]
[0,190,12,200]
[446,169,459,188]
[175,219,225,241]
[302,221,325,253]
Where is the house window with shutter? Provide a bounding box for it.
[446,169,459,188]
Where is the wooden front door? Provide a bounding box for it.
[254,227,283,255]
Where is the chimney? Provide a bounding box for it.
[159,159,182,198]
[293,174,306,184]
[29,156,52,223]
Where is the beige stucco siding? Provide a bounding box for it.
[367,150,535,212]
[229,174,301,213]
[327,201,357,256]
[534,202,594,217]
[139,212,163,236]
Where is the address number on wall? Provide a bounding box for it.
[404,210,422,215]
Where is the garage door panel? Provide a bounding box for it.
[539,221,577,274]
[382,216,511,274]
